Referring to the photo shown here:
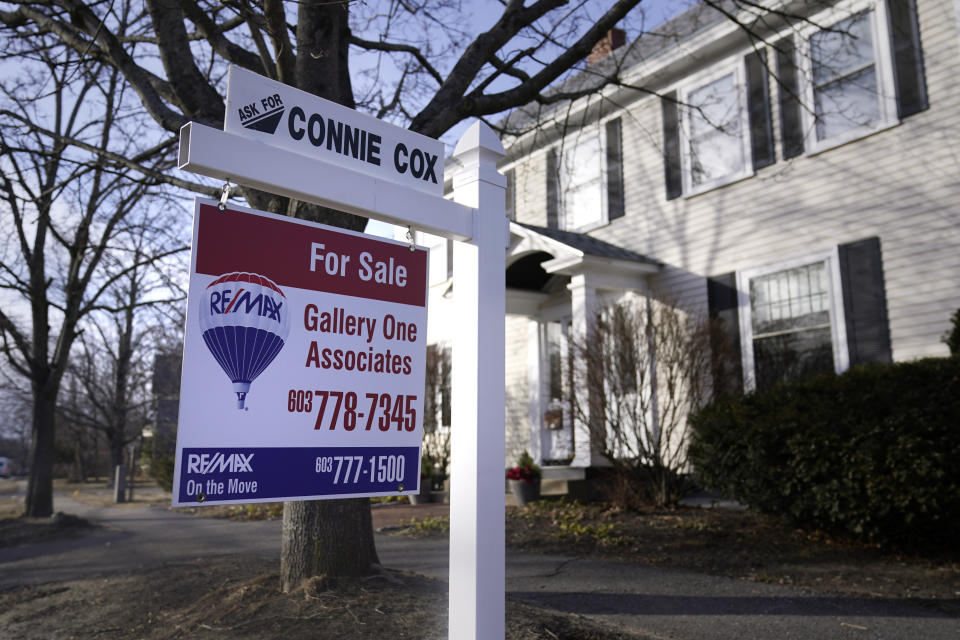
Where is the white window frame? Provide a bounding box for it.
[557,122,610,232]
[543,317,570,406]
[532,313,575,464]
[736,248,850,392]
[798,0,900,154]
[678,57,753,196]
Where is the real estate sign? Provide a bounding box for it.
[224,65,444,196]
[172,198,429,506]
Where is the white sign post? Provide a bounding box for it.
[446,124,507,640]
[177,67,506,640]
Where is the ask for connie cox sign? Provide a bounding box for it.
[172,198,428,506]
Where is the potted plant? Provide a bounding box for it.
[506,450,541,507]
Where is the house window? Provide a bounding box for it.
[663,0,925,198]
[738,252,849,391]
[542,318,571,434]
[546,321,565,402]
[798,0,916,152]
[446,238,453,279]
[424,344,451,430]
[665,52,770,198]
[505,168,516,220]
[684,70,749,191]
[560,131,604,230]
[750,262,834,389]
[810,10,887,142]
[548,118,624,230]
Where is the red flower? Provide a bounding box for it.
[506,465,537,483]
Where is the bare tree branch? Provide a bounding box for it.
[179,1,263,72]
[349,34,445,86]
[263,0,296,84]
[144,0,224,124]
[3,1,188,131]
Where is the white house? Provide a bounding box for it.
[417,0,960,479]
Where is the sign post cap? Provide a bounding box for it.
[453,121,505,158]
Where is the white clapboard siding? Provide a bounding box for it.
[504,314,531,466]
[507,0,960,365]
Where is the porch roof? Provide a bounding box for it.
[512,222,661,267]
[506,223,660,313]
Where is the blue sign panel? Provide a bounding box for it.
[177,446,420,504]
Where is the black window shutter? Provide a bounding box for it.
[888,0,928,118]
[707,273,743,396]
[745,49,775,170]
[661,92,683,200]
[505,168,516,220]
[775,36,804,159]
[546,148,559,229]
[838,237,893,365]
[605,118,625,221]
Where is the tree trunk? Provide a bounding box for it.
[25,388,56,517]
[69,438,83,484]
[106,429,125,488]
[280,498,380,591]
[127,444,137,502]
[275,0,379,589]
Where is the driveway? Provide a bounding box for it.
[2,492,958,640]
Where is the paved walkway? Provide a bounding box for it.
[1,492,957,639]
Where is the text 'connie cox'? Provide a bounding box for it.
[287,107,439,185]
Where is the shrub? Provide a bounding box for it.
[944,308,960,356]
[567,299,715,507]
[150,454,176,492]
[688,358,960,546]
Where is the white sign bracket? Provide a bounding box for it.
[179,122,475,242]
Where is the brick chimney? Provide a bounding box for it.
[588,28,627,64]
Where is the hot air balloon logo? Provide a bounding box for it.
[198,272,290,409]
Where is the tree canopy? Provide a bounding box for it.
[1,0,670,589]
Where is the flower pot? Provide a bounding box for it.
[408,484,433,504]
[508,479,540,507]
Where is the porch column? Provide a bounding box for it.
[568,273,606,467]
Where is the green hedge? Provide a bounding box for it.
[688,358,960,546]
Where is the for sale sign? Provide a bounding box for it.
[172,198,428,506]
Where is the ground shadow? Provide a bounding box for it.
[510,591,960,619]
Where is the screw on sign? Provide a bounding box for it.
[198,272,291,409]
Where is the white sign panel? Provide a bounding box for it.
[224,65,444,196]
[172,198,429,506]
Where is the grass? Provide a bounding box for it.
[398,516,450,535]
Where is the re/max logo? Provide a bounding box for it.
[209,289,283,321]
[186,452,254,475]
